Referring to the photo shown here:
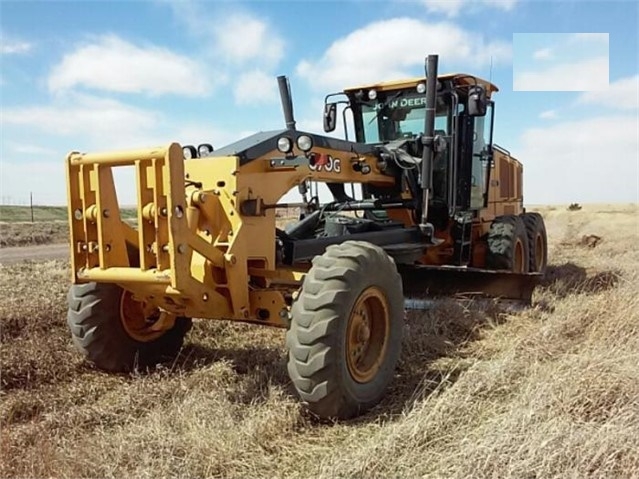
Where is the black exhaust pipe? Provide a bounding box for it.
[277,75,296,130]
[419,54,438,235]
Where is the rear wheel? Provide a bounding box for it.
[486,215,530,273]
[522,212,548,273]
[67,282,191,372]
[286,241,404,419]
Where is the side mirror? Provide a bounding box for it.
[467,85,487,117]
[323,102,337,132]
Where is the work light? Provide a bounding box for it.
[296,135,313,152]
[277,136,293,153]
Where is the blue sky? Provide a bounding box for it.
[513,32,610,90]
[1,0,637,206]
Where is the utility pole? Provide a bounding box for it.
[30,192,34,223]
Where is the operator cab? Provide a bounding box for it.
[336,74,497,144]
[324,74,499,217]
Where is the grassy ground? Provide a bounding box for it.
[0,205,69,223]
[0,206,138,247]
[1,204,637,478]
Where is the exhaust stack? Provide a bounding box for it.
[419,54,438,236]
[277,75,296,130]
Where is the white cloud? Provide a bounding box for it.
[0,94,244,204]
[419,0,465,17]
[233,69,279,105]
[514,56,609,91]
[0,36,32,55]
[533,47,553,60]
[419,0,517,17]
[539,109,557,119]
[1,93,162,150]
[519,115,638,203]
[296,18,511,91]
[48,35,211,96]
[163,4,285,108]
[212,13,284,66]
[577,75,639,110]
[170,4,285,68]
[0,92,245,151]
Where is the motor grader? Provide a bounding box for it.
[65,54,547,419]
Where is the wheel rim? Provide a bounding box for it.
[514,239,525,273]
[534,233,545,271]
[119,291,165,342]
[346,286,390,384]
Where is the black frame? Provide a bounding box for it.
[280,226,424,264]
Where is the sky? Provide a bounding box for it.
[0,0,638,206]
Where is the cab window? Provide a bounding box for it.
[360,92,450,143]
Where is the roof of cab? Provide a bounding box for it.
[343,73,499,96]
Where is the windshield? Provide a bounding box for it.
[360,91,450,143]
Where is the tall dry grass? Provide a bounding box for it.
[1,203,637,478]
[0,222,69,247]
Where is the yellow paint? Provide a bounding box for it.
[66,142,397,327]
[343,73,499,98]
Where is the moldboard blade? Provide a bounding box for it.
[399,265,542,304]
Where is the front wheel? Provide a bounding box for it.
[67,283,191,372]
[286,241,404,419]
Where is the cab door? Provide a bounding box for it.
[456,104,494,211]
[470,104,494,209]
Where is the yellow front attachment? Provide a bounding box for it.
[65,143,266,325]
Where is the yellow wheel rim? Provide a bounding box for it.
[346,286,390,384]
[119,291,166,342]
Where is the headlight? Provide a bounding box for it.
[296,135,313,152]
[198,143,214,157]
[416,82,426,94]
[368,89,377,100]
[182,145,197,159]
[277,136,293,153]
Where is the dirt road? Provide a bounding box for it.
[0,243,69,265]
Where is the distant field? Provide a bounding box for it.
[0,206,297,248]
[1,203,638,478]
[0,205,69,222]
[0,205,137,223]
[0,206,137,247]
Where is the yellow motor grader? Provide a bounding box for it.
[65,54,547,419]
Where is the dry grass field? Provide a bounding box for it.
[0,222,69,248]
[1,204,637,478]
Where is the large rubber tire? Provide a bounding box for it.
[286,241,404,419]
[522,212,548,273]
[486,215,530,273]
[67,282,192,372]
